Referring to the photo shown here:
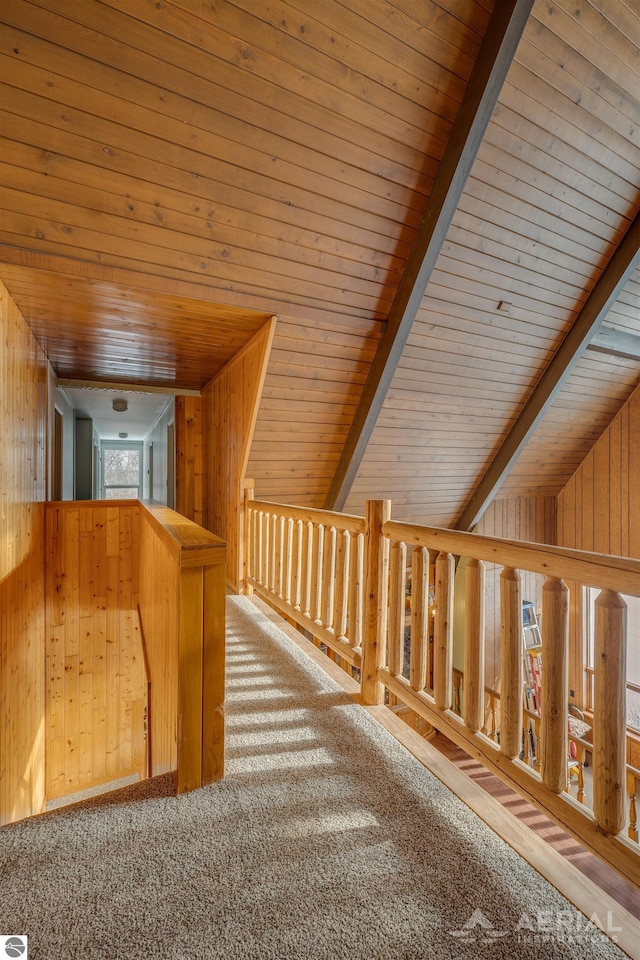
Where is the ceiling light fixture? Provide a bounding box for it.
[112,398,128,413]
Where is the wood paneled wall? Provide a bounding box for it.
[175,396,204,526]
[557,381,640,706]
[0,279,47,825]
[476,496,557,689]
[558,381,640,559]
[203,318,276,589]
[249,311,381,507]
[44,502,147,799]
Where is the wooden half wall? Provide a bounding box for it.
[44,501,147,799]
[0,279,47,825]
[201,317,276,590]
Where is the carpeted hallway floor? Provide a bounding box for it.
[0,596,633,959]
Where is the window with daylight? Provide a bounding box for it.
[101,441,143,500]
[585,587,640,731]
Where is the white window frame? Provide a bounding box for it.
[100,440,144,500]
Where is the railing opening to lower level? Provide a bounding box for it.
[244,490,640,888]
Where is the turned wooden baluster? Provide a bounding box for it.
[464,559,485,733]
[523,718,532,766]
[490,693,498,742]
[576,741,586,805]
[245,504,254,586]
[348,531,364,652]
[302,521,313,620]
[256,510,264,585]
[434,551,454,710]
[388,541,407,677]
[593,589,627,835]
[541,577,569,794]
[293,519,303,612]
[453,673,462,717]
[312,524,325,625]
[334,529,350,642]
[269,513,278,594]
[534,715,541,773]
[500,567,522,760]
[264,512,272,590]
[628,770,638,843]
[282,517,293,605]
[324,526,337,631]
[410,547,429,693]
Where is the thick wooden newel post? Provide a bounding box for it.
[500,566,522,760]
[464,558,485,733]
[434,551,454,710]
[541,577,569,793]
[361,500,391,705]
[593,589,627,835]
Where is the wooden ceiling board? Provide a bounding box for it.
[345,0,640,524]
[0,263,271,390]
[1,0,639,524]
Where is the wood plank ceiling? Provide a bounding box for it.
[1,0,639,524]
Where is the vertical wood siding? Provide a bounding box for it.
[0,280,47,825]
[558,382,640,559]
[203,319,275,587]
[557,382,640,705]
[44,502,147,798]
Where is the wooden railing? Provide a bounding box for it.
[244,493,640,887]
[245,495,366,668]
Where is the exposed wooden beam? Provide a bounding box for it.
[455,211,640,532]
[58,378,202,397]
[324,0,535,511]
[587,323,640,361]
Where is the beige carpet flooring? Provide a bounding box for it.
[0,596,632,959]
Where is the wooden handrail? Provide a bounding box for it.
[249,497,366,534]
[383,519,640,594]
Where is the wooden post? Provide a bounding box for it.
[500,567,522,761]
[410,547,429,692]
[242,481,255,594]
[388,541,407,677]
[541,577,569,794]
[361,500,391,705]
[593,589,627,835]
[464,558,485,733]
[434,551,454,710]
